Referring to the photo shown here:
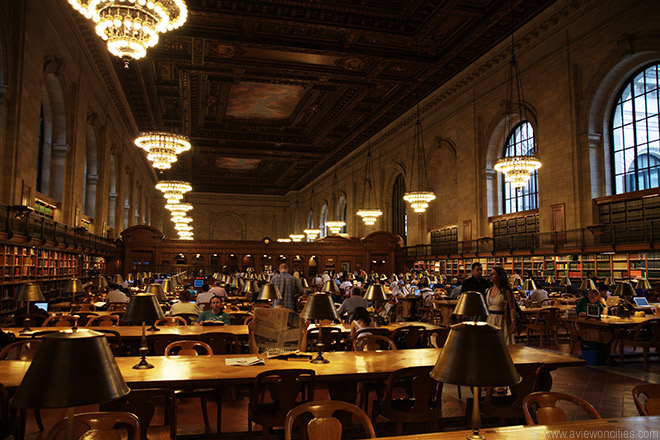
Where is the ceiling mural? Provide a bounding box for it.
[226,83,306,120]
[215,157,262,170]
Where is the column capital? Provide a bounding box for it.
[52,143,69,155]
[86,174,99,184]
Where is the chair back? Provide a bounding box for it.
[103,389,177,440]
[94,329,124,356]
[285,400,375,440]
[391,325,427,349]
[173,313,198,325]
[108,303,128,312]
[229,312,252,325]
[148,335,182,356]
[356,327,390,338]
[380,366,443,422]
[0,382,13,439]
[13,313,48,327]
[481,362,543,420]
[73,303,96,312]
[249,369,316,428]
[155,317,188,327]
[198,302,210,311]
[45,412,140,440]
[632,384,660,416]
[0,340,42,361]
[427,328,450,348]
[164,340,213,357]
[198,332,240,354]
[42,315,77,328]
[306,327,342,352]
[86,315,120,327]
[225,305,240,313]
[522,391,601,424]
[353,335,396,351]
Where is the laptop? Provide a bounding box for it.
[34,302,49,312]
[632,297,652,309]
[606,296,620,308]
[586,303,601,319]
[412,288,421,297]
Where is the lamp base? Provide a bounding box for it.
[147,323,160,331]
[132,356,154,369]
[466,433,485,440]
[310,353,329,364]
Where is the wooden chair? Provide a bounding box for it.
[619,319,660,369]
[12,313,48,328]
[526,308,560,348]
[164,341,219,433]
[199,332,240,354]
[352,335,396,351]
[42,315,78,328]
[93,329,124,356]
[72,312,99,326]
[0,381,18,440]
[0,340,42,361]
[306,327,342,352]
[148,335,183,356]
[198,302,211,311]
[86,315,120,327]
[155,316,188,326]
[467,362,543,427]
[248,369,316,440]
[371,365,442,435]
[229,312,253,325]
[632,384,660,416]
[108,303,128,312]
[45,412,140,440]
[173,313,198,325]
[427,328,450,348]
[390,325,427,349]
[522,391,601,424]
[73,303,96,312]
[225,305,241,313]
[285,400,376,440]
[102,388,177,440]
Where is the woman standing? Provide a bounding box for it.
[486,267,516,345]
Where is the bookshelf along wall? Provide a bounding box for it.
[0,244,106,316]
[414,251,660,281]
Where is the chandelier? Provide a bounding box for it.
[403,104,435,214]
[327,170,346,234]
[304,187,321,240]
[289,234,305,242]
[68,0,188,67]
[357,141,382,225]
[493,35,541,188]
[155,180,192,203]
[174,223,193,231]
[288,196,306,242]
[171,215,192,224]
[135,131,191,170]
[277,238,292,243]
[326,221,345,235]
[165,202,192,217]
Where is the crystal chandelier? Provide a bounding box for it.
[289,234,305,242]
[327,170,346,234]
[493,35,541,188]
[357,141,382,225]
[288,196,305,242]
[135,131,191,170]
[171,215,192,224]
[67,0,188,67]
[155,180,192,203]
[403,104,435,214]
[304,187,321,240]
[174,223,192,231]
[165,202,192,217]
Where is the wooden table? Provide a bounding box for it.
[376,417,660,440]
[432,300,459,325]
[520,305,573,315]
[0,345,585,390]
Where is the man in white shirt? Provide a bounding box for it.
[528,288,549,305]
[208,282,228,301]
[339,276,353,297]
[107,284,129,303]
[197,284,216,305]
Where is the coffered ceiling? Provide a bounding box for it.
[109,0,556,195]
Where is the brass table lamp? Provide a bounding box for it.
[92,275,109,291]
[364,284,387,302]
[111,274,124,284]
[11,329,130,440]
[544,275,555,285]
[636,278,652,291]
[452,291,489,321]
[64,278,85,308]
[161,279,176,297]
[523,279,536,292]
[15,282,46,332]
[430,322,521,440]
[300,293,339,364]
[145,283,168,304]
[579,279,596,291]
[321,280,340,295]
[613,282,636,298]
[243,280,260,299]
[121,294,165,368]
[256,283,281,302]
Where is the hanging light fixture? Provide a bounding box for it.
[277,209,292,242]
[165,202,193,217]
[134,132,191,170]
[170,215,192,224]
[326,169,346,234]
[174,224,193,231]
[67,0,188,67]
[289,195,305,242]
[155,180,192,203]
[403,102,435,213]
[357,139,382,226]
[493,35,541,189]
[304,187,321,240]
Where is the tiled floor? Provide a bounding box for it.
[20,342,659,440]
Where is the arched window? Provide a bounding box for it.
[392,174,407,242]
[319,204,328,237]
[39,71,67,202]
[502,121,538,214]
[611,63,660,194]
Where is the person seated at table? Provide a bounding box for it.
[196,296,231,325]
[337,287,368,322]
[350,307,377,348]
[391,280,408,296]
[528,286,549,305]
[419,279,434,306]
[598,283,610,300]
[449,279,462,299]
[576,289,608,317]
[170,290,201,317]
[208,281,228,301]
[196,283,214,305]
[12,302,49,327]
[107,283,130,303]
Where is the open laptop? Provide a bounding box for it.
[586,303,601,319]
[34,302,49,312]
[632,296,653,310]
[605,296,620,308]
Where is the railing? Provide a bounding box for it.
[0,205,116,254]
[406,220,660,259]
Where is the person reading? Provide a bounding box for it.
[196,296,230,325]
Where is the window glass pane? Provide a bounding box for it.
[503,121,538,214]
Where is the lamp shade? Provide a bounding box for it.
[390,274,399,283]
[64,279,85,294]
[301,278,310,289]
[579,279,596,291]
[511,277,523,288]
[452,291,489,317]
[364,284,387,302]
[92,276,109,288]
[121,294,165,323]
[300,294,339,321]
[523,279,537,291]
[321,280,340,294]
[243,280,260,295]
[111,274,124,284]
[430,323,521,388]
[15,283,45,303]
[636,278,652,290]
[613,282,636,297]
[257,283,282,301]
[604,276,615,286]
[161,280,175,295]
[559,277,572,286]
[127,274,135,282]
[10,329,130,408]
[144,284,168,302]
[544,275,555,284]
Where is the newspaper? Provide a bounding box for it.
[253,308,301,355]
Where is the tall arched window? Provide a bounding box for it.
[319,204,328,237]
[502,121,538,214]
[392,174,407,242]
[611,63,660,194]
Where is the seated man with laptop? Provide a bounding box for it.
[576,289,608,318]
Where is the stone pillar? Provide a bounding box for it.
[84,173,98,217]
[50,143,68,203]
[588,134,604,199]
[108,191,117,229]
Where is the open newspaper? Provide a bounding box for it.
[253,308,301,357]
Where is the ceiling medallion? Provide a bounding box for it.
[68,0,188,67]
[135,131,191,170]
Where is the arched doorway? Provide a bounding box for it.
[292,255,304,276]
[261,254,272,272]
[227,254,239,273]
[242,254,255,271]
[308,256,318,277]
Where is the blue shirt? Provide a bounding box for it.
[196,310,231,325]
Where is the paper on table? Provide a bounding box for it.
[225,357,265,366]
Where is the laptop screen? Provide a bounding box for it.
[412,288,421,296]
[34,302,49,312]
[586,303,601,318]
[633,297,650,307]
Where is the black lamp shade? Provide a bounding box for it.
[430,322,521,388]
[523,279,537,291]
[452,291,489,317]
[243,280,260,295]
[144,284,168,302]
[301,278,310,289]
[257,283,282,301]
[92,276,108,288]
[64,279,85,294]
[15,283,45,303]
[560,277,571,286]
[579,279,596,291]
[161,280,175,295]
[10,329,130,408]
[637,278,652,290]
[111,274,124,284]
[544,276,555,284]
[613,282,636,297]
[300,294,339,321]
[321,280,340,294]
[121,294,165,323]
[364,284,387,301]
